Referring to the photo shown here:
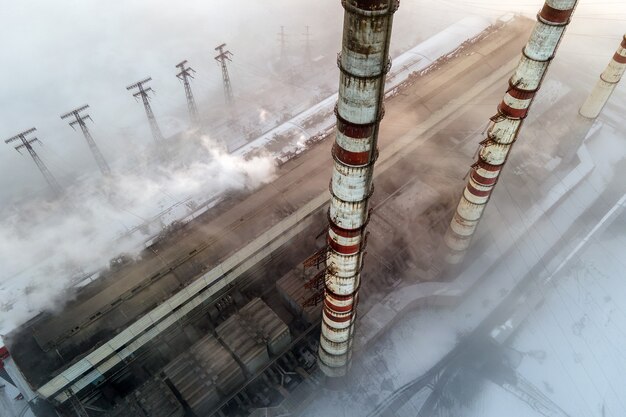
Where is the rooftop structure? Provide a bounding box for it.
[276,265,325,324]
[216,298,292,374]
[105,377,183,417]
[162,335,245,415]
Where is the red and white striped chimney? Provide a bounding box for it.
[443,0,579,265]
[318,0,398,377]
[580,35,626,118]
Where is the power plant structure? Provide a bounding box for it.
[317,0,398,377]
[126,77,164,143]
[443,0,579,265]
[579,34,626,118]
[2,1,624,417]
[4,127,63,197]
[175,60,200,127]
[61,105,111,176]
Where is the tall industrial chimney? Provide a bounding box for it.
[443,0,579,265]
[318,0,398,378]
[579,35,626,119]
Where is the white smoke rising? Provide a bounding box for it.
[0,133,276,335]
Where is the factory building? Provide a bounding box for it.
[106,378,184,417]
[216,298,292,374]
[0,2,594,415]
[162,335,244,415]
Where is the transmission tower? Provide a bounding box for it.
[214,43,234,105]
[278,26,287,63]
[4,128,62,196]
[175,60,199,126]
[303,25,312,63]
[61,104,111,176]
[126,77,164,142]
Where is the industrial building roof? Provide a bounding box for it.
[216,298,291,374]
[162,333,245,416]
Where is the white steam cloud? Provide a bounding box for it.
[0,133,275,335]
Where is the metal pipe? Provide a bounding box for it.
[443,0,579,265]
[580,35,626,119]
[318,0,398,377]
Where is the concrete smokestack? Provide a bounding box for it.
[579,35,626,119]
[443,0,579,265]
[318,0,398,377]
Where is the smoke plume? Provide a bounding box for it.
[0,132,275,335]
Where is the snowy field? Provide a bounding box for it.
[465,208,626,417]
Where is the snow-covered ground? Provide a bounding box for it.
[0,374,35,417]
[465,207,626,417]
[460,95,626,417]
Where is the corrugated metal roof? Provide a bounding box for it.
[241,298,290,344]
[38,374,70,398]
[62,360,91,381]
[216,298,291,372]
[276,268,323,322]
[95,354,122,375]
[85,343,115,365]
[163,334,242,416]
[134,377,184,417]
[72,369,102,391]
[217,310,269,374]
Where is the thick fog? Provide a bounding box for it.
[1,1,626,416]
